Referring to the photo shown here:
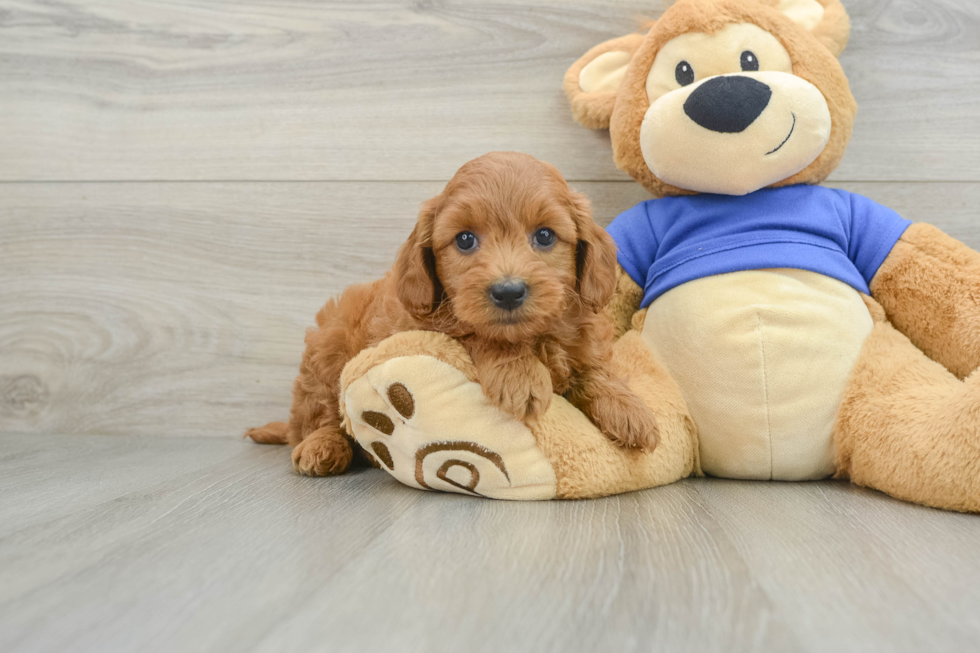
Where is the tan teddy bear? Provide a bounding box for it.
[323,0,980,511]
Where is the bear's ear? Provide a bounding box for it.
[777,0,851,57]
[564,31,647,130]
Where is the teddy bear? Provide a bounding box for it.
[335,0,980,511]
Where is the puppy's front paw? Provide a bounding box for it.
[291,430,353,476]
[481,359,553,423]
[589,390,660,451]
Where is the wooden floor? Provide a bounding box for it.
[1,433,978,653]
[3,0,980,650]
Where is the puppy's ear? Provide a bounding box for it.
[564,32,646,130]
[569,191,618,313]
[395,196,443,316]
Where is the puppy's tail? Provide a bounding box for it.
[244,421,289,445]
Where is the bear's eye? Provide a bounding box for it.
[740,51,760,72]
[675,61,695,86]
[533,228,556,248]
[455,231,478,252]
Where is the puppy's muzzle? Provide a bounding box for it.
[489,279,528,311]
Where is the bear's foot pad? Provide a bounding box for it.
[343,352,558,500]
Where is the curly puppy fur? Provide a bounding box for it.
[247,152,659,476]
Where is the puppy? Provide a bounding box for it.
[247,152,659,476]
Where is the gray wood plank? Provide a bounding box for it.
[2,181,978,439]
[0,0,977,182]
[249,483,800,653]
[692,479,980,653]
[0,433,252,538]
[1,435,979,653]
[0,435,422,653]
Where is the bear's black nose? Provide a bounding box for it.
[684,75,772,133]
[489,280,528,311]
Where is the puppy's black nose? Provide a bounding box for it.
[489,280,528,311]
[684,75,772,133]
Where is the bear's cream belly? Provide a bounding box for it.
[641,269,874,480]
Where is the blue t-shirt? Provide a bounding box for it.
[607,185,911,308]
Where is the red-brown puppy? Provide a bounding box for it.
[248,152,659,476]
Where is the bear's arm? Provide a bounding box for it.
[604,265,644,339]
[603,200,660,337]
[870,223,980,380]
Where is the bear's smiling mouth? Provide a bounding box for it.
[765,112,797,156]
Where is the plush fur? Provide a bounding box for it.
[539,329,701,498]
[338,329,700,499]
[604,267,646,339]
[564,33,646,130]
[247,152,659,475]
[566,0,856,197]
[834,296,980,513]
[556,0,980,511]
[870,223,980,381]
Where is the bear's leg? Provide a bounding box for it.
[833,304,980,513]
[339,330,699,499]
[534,329,699,498]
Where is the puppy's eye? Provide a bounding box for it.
[675,61,695,86]
[533,228,556,248]
[455,231,478,253]
[740,51,760,72]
